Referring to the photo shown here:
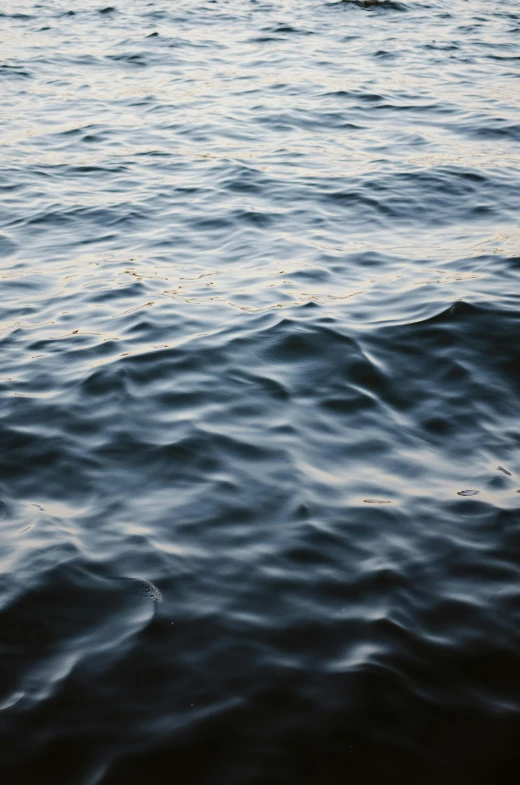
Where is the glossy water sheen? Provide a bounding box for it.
[1,1,519,783]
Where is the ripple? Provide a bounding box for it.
[328,0,407,10]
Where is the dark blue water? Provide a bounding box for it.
[1,1,520,783]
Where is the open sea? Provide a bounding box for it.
[1,1,519,783]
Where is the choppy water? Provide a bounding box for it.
[1,1,520,782]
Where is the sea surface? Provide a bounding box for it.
[1,1,519,783]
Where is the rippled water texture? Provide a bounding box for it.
[1,1,520,783]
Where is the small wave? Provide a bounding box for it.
[119,577,162,603]
[327,0,407,10]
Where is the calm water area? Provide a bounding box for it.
[1,1,519,783]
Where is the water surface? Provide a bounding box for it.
[1,1,520,783]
